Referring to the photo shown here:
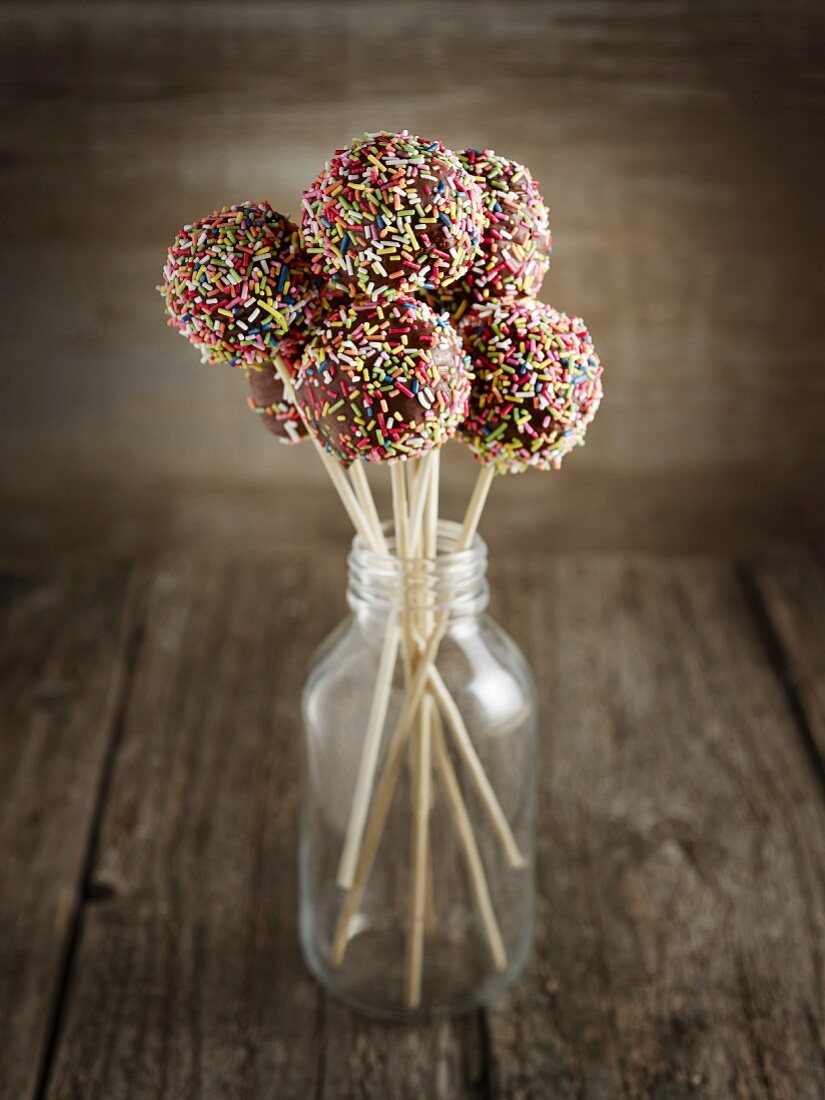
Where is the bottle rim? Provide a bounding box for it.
[347,519,489,616]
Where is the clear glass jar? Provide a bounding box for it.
[299,520,536,1019]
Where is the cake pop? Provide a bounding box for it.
[421,151,550,315]
[294,298,471,465]
[245,361,307,444]
[460,299,602,474]
[300,131,486,300]
[160,202,319,367]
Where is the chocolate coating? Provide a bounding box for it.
[429,151,551,313]
[160,201,320,368]
[301,131,485,300]
[245,361,307,445]
[460,299,603,474]
[294,298,471,464]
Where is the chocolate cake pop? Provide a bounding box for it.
[294,298,471,465]
[245,361,307,444]
[300,131,486,300]
[460,150,550,299]
[160,202,319,368]
[422,151,551,317]
[460,299,602,474]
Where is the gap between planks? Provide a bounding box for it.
[737,561,825,802]
[32,567,148,1100]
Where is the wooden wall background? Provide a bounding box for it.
[0,0,823,556]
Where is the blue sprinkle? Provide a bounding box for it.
[376,215,385,229]
[438,212,451,226]
[278,265,289,292]
[341,234,350,254]
[437,179,445,193]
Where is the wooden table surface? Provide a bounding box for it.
[2,550,824,1099]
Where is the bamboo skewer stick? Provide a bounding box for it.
[404,451,439,1007]
[407,459,433,558]
[390,459,430,1006]
[391,462,414,690]
[427,665,525,869]
[329,707,410,966]
[431,714,507,972]
[456,464,495,551]
[405,690,433,1008]
[390,463,411,562]
[350,461,387,552]
[336,616,401,888]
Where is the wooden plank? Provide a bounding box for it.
[485,556,825,1097]
[750,551,825,770]
[318,1003,485,1100]
[44,554,480,1098]
[0,563,137,1100]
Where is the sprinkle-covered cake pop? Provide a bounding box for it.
[294,298,471,465]
[423,151,550,320]
[245,362,307,445]
[160,202,319,368]
[460,299,602,474]
[459,150,551,301]
[300,131,486,300]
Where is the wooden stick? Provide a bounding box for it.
[457,464,495,551]
[390,462,410,560]
[349,460,387,552]
[330,708,409,966]
[390,461,414,689]
[427,665,526,870]
[407,459,433,559]
[405,456,420,504]
[391,460,430,1004]
[431,713,507,971]
[426,451,440,556]
[405,691,433,1007]
[336,617,401,888]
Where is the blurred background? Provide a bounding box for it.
[1,0,823,559]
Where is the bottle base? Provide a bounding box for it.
[300,922,534,1022]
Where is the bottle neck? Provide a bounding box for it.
[347,520,489,621]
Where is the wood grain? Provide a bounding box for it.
[3,551,825,1096]
[485,556,825,1097]
[0,563,137,1100]
[750,552,825,772]
[43,555,481,1099]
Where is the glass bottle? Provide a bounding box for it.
[299,520,536,1019]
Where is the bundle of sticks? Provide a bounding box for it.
[159,131,603,1008]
